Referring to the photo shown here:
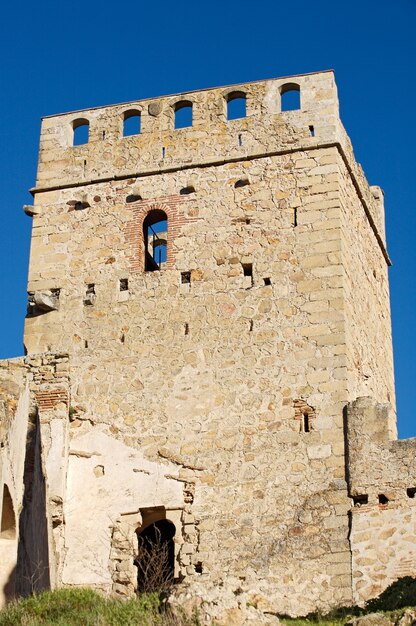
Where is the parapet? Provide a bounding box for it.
[35,71,340,191]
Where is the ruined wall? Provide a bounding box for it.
[346,397,416,605]
[12,71,411,620]
[0,360,30,604]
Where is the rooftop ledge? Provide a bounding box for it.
[41,69,335,119]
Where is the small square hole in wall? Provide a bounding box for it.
[120,278,128,291]
[352,494,368,506]
[378,494,389,505]
[407,488,416,499]
[181,272,191,284]
[194,562,203,574]
[263,277,271,286]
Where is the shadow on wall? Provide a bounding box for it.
[3,565,16,603]
[15,414,50,597]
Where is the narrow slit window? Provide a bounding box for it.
[174,101,193,129]
[309,125,315,137]
[184,323,189,335]
[72,119,89,146]
[227,92,246,120]
[242,263,252,277]
[294,207,298,227]
[84,284,96,306]
[143,210,168,271]
[123,111,141,136]
[281,83,301,112]
[120,278,129,291]
[301,412,310,433]
[242,263,254,287]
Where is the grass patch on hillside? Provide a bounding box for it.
[0,588,199,626]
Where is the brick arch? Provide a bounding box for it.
[124,196,198,273]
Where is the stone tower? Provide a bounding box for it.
[1,70,415,622]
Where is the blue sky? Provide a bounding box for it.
[0,0,414,437]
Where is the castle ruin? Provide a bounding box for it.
[0,70,415,623]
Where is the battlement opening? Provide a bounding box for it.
[0,484,16,539]
[280,83,301,111]
[226,91,246,120]
[174,101,193,129]
[123,110,141,136]
[72,118,89,146]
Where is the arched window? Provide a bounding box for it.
[226,91,246,120]
[174,101,193,129]
[1,484,16,539]
[72,118,89,146]
[135,519,176,592]
[280,83,301,111]
[143,210,168,271]
[123,110,141,136]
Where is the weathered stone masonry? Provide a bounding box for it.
[0,70,415,622]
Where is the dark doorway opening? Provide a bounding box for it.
[135,519,175,593]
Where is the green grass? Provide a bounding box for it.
[2,577,416,626]
[0,588,199,626]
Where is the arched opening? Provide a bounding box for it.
[123,110,141,136]
[135,519,176,593]
[143,210,168,271]
[174,101,193,129]
[280,83,301,111]
[72,118,89,146]
[1,484,16,539]
[226,91,246,120]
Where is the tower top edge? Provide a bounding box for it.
[41,69,335,120]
